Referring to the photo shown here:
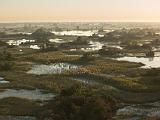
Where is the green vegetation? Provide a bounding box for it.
[31,28,54,42]
[0,97,40,116]
[1,25,160,119]
[80,53,95,62]
[98,46,123,57]
[0,51,14,71]
[23,51,80,64]
[37,84,117,120]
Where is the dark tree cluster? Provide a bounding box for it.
[99,46,123,57]
[0,51,14,71]
[37,84,117,120]
[80,53,95,62]
[31,28,54,42]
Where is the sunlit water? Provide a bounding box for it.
[27,63,79,75]
[72,77,101,85]
[7,39,35,46]
[49,38,73,43]
[52,30,98,36]
[0,116,36,120]
[17,32,32,35]
[0,77,9,84]
[116,102,160,119]
[80,41,123,52]
[6,39,40,50]
[51,29,113,37]
[51,30,112,37]
[29,45,40,49]
[0,89,55,101]
[107,45,123,50]
[116,57,160,68]
[79,41,104,52]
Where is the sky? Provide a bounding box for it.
[1,0,160,22]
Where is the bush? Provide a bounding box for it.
[144,68,160,76]
[0,61,14,71]
[31,28,54,42]
[37,84,117,120]
[98,46,123,57]
[0,51,13,61]
[80,53,95,62]
[0,51,14,71]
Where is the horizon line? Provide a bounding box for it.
[2,20,160,23]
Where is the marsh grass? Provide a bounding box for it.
[0,97,40,116]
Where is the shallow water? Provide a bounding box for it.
[116,102,160,119]
[29,45,40,49]
[52,30,98,36]
[17,32,32,35]
[51,29,113,37]
[27,63,79,75]
[49,38,72,43]
[106,45,123,50]
[79,41,104,52]
[0,77,9,84]
[0,116,36,120]
[7,39,35,46]
[72,77,101,85]
[81,41,123,52]
[89,41,104,50]
[116,56,160,68]
[0,89,55,101]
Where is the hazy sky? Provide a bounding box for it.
[1,0,160,22]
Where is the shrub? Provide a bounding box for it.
[37,84,117,120]
[0,61,14,71]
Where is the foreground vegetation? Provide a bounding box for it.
[0,26,160,119]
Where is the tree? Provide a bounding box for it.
[37,84,117,120]
[31,28,54,42]
[80,53,94,62]
[72,37,88,45]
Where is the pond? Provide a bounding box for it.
[116,101,160,119]
[29,45,40,50]
[106,45,123,50]
[116,57,160,68]
[51,29,113,37]
[49,38,73,43]
[80,41,123,52]
[51,30,98,36]
[0,89,55,101]
[0,77,9,84]
[27,63,79,75]
[49,38,65,43]
[78,41,104,52]
[72,77,101,85]
[7,39,35,46]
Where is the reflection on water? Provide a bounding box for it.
[89,41,104,50]
[116,102,160,119]
[7,39,35,46]
[72,77,100,85]
[17,32,32,35]
[0,77,9,84]
[0,89,55,101]
[30,45,40,50]
[49,38,73,43]
[116,57,160,68]
[78,41,104,52]
[0,116,36,120]
[51,30,113,37]
[80,41,123,52]
[52,30,98,36]
[27,63,79,75]
[106,45,123,50]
